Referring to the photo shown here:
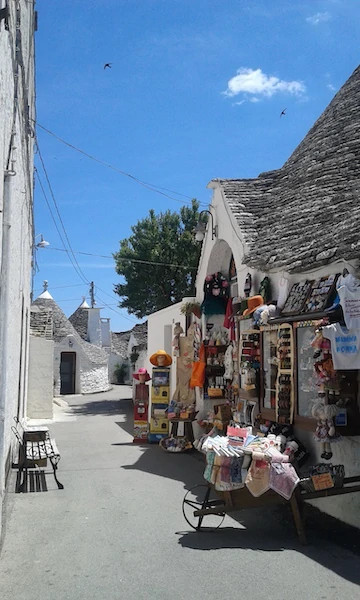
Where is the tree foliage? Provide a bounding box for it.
[113,200,203,318]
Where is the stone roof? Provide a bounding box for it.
[32,296,108,365]
[111,330,131,358]
[213,64,360,274]
[68,306,89,341]
[131,322,147,350]
[111,321,148,357]
[30,306,53,340]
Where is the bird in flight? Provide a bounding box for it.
[280,108,287,118]
[104,63,112,70]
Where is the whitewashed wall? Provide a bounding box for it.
[53,336,110,396]
[27,337,54,419]
[87,308,102,346]
[101,318,111,347]
[0,1,36,537]
[147,301,188,399]
[109,353,129,384]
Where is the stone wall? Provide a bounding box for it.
[27,337,54,419]
[0,1,36,537]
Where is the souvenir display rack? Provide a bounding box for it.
[149,368,170,443]
[262,327,278,411]
[281,281,312,315]
[275,323,295,424]
[204,345,227,400]
[303,274,339,313]
[239,330,260,399]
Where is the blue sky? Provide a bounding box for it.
[33,0,360,332]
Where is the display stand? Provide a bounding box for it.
[275,323,295,424]
[133,384,149,443]
[169,418,195,445]
[149,368,170,443]
[133,368,150,443]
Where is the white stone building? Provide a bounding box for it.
[30,287,111,397]
[0,1,36,536]
[110,322,147,385]
[194,65,360,528]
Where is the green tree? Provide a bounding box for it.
[113,200,203,318]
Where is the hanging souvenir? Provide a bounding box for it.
[244,273,252,298]
[259,276,271,304]
[201,272,229,315]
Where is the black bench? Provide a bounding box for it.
[12,417,64,492]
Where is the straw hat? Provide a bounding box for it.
[243,295,264,316]
[149,349,173,366]
[133,368,151,381]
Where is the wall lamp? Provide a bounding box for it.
[193,210,218,242]
[35,234,50,248]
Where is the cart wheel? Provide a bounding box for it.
[182,484,225,531]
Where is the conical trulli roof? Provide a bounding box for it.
[32,295,108,364]
[213,64,360,273]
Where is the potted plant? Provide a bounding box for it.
[114,363,127,384]
[180,301,202,319]
[130,351,139,366]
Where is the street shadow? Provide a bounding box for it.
[120,423,360,586]
[177,525,360,587]
[70,398,133,417]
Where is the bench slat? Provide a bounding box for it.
[25,438,60,461]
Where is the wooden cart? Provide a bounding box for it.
[182,476,360,544]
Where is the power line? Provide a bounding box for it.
[94,291,139,324]
[33,283,88,293]
[35,170,88,284]
[35,146,138,325]
[34,121,208,207]
[36,142,91,285]
[40,246,199,270]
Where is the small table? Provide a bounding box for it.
[170,419,195,444]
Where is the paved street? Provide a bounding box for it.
[0,386,360,600]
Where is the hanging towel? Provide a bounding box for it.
[269,462,299,500]
[245,451,271,497]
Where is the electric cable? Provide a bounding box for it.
[34,121,208,207]
[40,246,199,270]
[35,168,89,285]
[36,142,91,285]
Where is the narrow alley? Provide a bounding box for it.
[0,387,359,600]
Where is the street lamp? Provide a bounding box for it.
[35,234,50,248]
[193,210,218,242]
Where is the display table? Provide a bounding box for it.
[182,475,360,544]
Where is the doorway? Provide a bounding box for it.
[60,352,76,394]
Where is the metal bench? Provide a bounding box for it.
[12,417,64,493]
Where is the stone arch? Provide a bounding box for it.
[206,239,233,278]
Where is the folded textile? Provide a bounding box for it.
[204,450,215,483]
[269,462,299,500]
[245,451,271,497]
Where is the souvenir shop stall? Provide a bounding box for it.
[184,269,360,539]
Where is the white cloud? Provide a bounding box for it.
[306,12,331,25]
[327,83,336,92]
[224,67,306,103]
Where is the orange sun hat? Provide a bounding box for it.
[149,349,173,366]
[242,295,264,316]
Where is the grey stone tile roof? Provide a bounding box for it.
[215,64,360,274]
[131,322,147,349]
[68,307,89,341]
[111,321,147,358]
[32,297,108,365]
[30,306,53,340]
[111,330,131,358]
